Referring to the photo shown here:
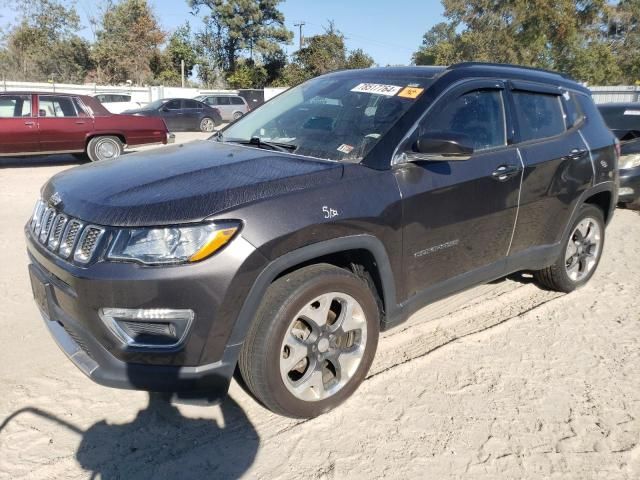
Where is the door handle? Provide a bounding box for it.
[24,121,35,126]
[491,164,521,182]
[565,148,587,161]
[74,121,86,125]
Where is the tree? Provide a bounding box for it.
[92,0,165,85]
[605,0,640,83]
[150,23,198,86]
[413,0,622,84]
[0,0,93,82]
[276,24,374,87]
[189,0,292,85]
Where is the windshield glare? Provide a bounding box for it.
[221,75,427,162]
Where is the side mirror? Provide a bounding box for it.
[408,132,474,162]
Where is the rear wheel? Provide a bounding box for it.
[534,204,605,292]
[239,264,380,418]
[86,136,123,162]
[200,117,216,132]
[232,111,243,121]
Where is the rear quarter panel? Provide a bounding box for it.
[92,115,169,146]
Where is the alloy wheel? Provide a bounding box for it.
[279,292,367,402]
[565,216,602,282]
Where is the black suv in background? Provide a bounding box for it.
[26,63,618,418]
[598,102,640,207]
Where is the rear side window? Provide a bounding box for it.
[231,96,245,105]
[217,97,232,105]
[0,95,32,117]
[565,92,584,128]
[419,89,507,151]
[513,92,566,142]
[184,100,201,109]
[38,95,81,117]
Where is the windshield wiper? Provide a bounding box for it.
[222,136,298,153]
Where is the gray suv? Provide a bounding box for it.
[194,94,249,122]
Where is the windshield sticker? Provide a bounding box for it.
[624,109,640,116]
[337,144,354,154]
[351,83,402,96]
[398,86,425,99]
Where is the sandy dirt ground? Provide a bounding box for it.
[0,136,639,479]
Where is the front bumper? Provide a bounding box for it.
[26,226,267,399]
[619,165,640,203]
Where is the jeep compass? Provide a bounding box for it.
[26,63,618,418]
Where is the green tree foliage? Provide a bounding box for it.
[276,24,374,87]
[413,0,628,84]
[605,0,640,83]
[189,0,293,87]
[150,23,198,86]
[0,0,93,83]
[92,0,165,85]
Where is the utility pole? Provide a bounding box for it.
[294,22,306,50]
[181,59,185,88]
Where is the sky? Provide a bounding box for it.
[1,0,445,66]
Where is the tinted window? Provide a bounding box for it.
[203,97,217,105]
[231,96,245,105]
[164,100,181,110]
[117,95,131,102]
[419,89,506,151]
[38,96,80,117]
[564,92,584,128]
[217,97,232,105]
[0,95,32,117]
[184,100,201,109]
[72,98,89,117]
[513,91,565,142]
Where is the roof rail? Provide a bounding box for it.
[448,62,573,80]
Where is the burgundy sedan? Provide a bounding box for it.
[0,92,173,162]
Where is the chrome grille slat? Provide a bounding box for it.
[29,200,107,265]
[47,214,68,251]
[59,220,84,259]
[74,226,105,264]
[39,208,56,243]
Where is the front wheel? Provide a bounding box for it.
[86,136,123,162]
[239,264,380,418]
[200,117,216,132]
[534,204,605,292]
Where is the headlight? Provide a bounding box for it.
[107,222,240,265]
[620,154,640,170]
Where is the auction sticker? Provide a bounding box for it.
[337,144,354,154]
[351,83,402,96]
[398,86,425,99]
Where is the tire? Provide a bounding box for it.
[239,264,380,418]
[232,111,243,121]
[534,204,605,293]
[86,136,123,162]
[200,117,216,132]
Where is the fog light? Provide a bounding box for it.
[619,187,634,196]
[99,308,194,348]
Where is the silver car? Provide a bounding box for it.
[194,94,249,122]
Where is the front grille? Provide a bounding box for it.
[29,200,106,265]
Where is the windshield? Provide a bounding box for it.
[220,73,431,162]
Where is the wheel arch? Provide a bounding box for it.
[86,132,127,148]
[561,181,617,242]
[226,235,397,348]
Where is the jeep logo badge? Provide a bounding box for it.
[49,192,62,207]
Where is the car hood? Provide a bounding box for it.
[42,140,344,227]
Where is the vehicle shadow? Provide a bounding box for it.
[0,154,84,168]
[0,391,260,479]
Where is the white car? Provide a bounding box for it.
[91,94,145,114]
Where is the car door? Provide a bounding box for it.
[394,80,522,298]
[183,99,203,130]
[0,94,39,155]
[504,83,593,260]
[37,95,93,152]
[216,96,233,121]
[159,99,183,131]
